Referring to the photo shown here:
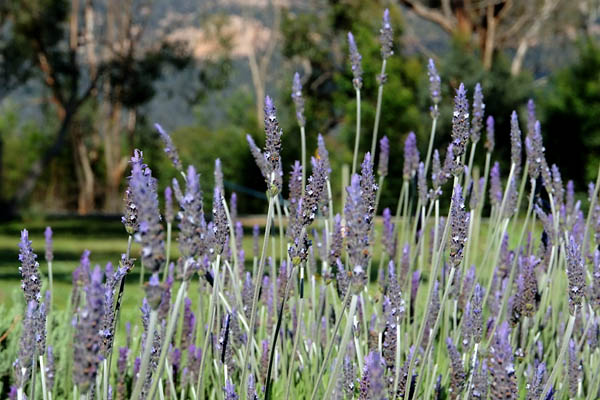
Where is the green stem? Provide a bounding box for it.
[285,267,304,400]
[149,280,189,399]
[130,309,158,400]
[370,59,387,158]
[310,290,353,400]
[423,115,438,179]
[540,314,576,400]
[351,89,361,176]
[240,197,275,399]
[196,256,221,397]
[40,355,48,400]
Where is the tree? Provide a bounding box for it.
[397,0,567,72]
[0,0,190,214]
[541,38,600,187]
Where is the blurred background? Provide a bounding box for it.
[1,0,600,272]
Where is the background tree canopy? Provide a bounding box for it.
[0,0,599,218]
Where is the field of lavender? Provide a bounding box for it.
[3,9,600,400]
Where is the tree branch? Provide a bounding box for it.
[398,0,456,33]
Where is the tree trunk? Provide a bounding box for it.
[73,129,95,214]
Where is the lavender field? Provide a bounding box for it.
[3,8,600,400]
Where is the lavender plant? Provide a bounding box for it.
[5,11,600,400]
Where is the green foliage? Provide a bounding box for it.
[541,38,600,186]
[281,2,422,211]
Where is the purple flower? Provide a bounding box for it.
[527,99,537,137]
[343,353,356,398]
[451,83,470,176]
[382,208,396,258]
[471,359,488,399]
[347,32,363,90]
[253,224,260,259]
[230,192,238,222]
[485,115,495,153]
[223,379,239,400]
[172,165,205,276]
[211,186,229,257]
[121,186,139,235]
[446,337,466,399]
[247,134,267,178]
[510,111,522,176]
[129,150,165,275]
[73,266,105,393]
[214,158,224,193]
[428,59,441,118]
[46,346,55,390]
[565,236,586,314]
[488,322,517,399]
[515,255,539,317]
[291,72,305,127]
[382,295,399,369]
[489,162,502,207]
[44,226,53,263]
[417,161,428,205]
[377,136,389,178]
[551,164,565,207]
[590,250,600,311]
[164,186,174,225]
[526,362,546,400]
[525,120,545,180]
[155,123,182,172]
[568,339,580,397]
[329,214,343,265]
[359,351,386,400]
[18,229,41,303]
[264,96,284,195]
[345,174,372,291]
[301,156,328,226]
[117,347,128,399]
[471,83,485,143]
[449,184,469,267]
[431,149,443,198]
[403,132,419,180]
[247,373,258,400]
[379,9,393,60]
[14,301,37,388]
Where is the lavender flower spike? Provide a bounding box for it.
[379,9,393,60]
[19,229,41,303]
[155,123,182,172]
[485,115,495,153]
[446,337,466,399]
[565,236,586,315]
[345,174,371,292]
[449,184,469,267]
[263,95,284,196]
[347,32,363,90]
[291,72,305,127]
[377,135,389,177]
[214,158,224,193]
[359,351,386,400]
[451,83,470,176]
[471,83,485,143]
[129,151,165,276]
[14,301,37,388]
[224,379,239,400]
[428,58,441,118]
[488,321,517,399]
[73,266,105,393]
[403,132,419,180]
[44,226,53,262]
[164,186,174,225]
[510,111,522,176]
[525,120,544,180]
